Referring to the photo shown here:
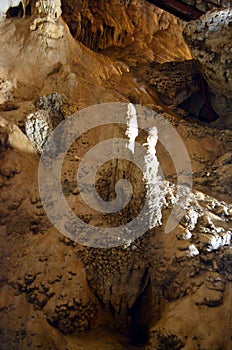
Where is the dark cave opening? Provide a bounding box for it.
[128,279,152,347]
[6,5,21,18]
[6,2,31,18]
[179,90,219,123]
[178,74,219,124]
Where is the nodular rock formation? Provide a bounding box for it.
[183,7,232,129]
[0,1,231,349]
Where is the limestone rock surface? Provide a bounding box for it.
[25,93,66,152]
[184,8,232,128]
[62,0,191,64]
[0,1,231,349]
[35,0,61,20]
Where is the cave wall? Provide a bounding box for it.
[184,8,232,129]
[0,1,232,349]
[61,0,191,63]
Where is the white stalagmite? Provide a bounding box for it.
[125,106,165,229]
[143,127,164,228]
[125,103,138,154]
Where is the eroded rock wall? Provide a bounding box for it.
[62,0,191,63]
[184,8,232,128]
[35,0,61,20]
[0,1,232,349]
[0,112,232,349]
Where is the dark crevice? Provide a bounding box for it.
[6,2,31,18]
[178,88,219,123]
[128,277,152,347]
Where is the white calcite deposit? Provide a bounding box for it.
[143,127,165,228]
[125,103,138,154]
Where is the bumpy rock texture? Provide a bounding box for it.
[1,110,232,349]
[62,0,191,62]
[35,0,61,20]
[0,1,232,349]
[184,8,232,128]
[25,93,66,152]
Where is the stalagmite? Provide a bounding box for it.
[125,103,138,154]
[143,127,165,228]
